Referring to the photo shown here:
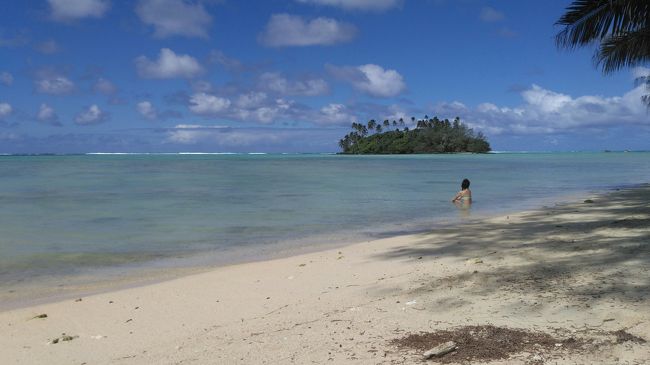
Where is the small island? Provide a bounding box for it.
[338,116,491,154]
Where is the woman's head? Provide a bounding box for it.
[461,178,470,190]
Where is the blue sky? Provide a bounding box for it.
[0,0,648,153]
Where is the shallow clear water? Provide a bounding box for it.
[1,152,649,288]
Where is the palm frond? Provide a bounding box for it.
[596,29,650,73]
[555,0,650,49]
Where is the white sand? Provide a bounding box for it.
[1,186,649,364]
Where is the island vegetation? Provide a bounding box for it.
[338,116,490,154]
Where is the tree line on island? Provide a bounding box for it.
[338,116,491,154]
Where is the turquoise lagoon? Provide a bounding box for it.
[1,152,649,301]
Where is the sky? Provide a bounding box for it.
[0,0,648,153]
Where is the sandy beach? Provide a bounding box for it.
[2,185,649,364]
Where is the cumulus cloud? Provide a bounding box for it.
[231,99,293,124]
[0,72,13,86]
[235,92,268,109]
[35,74,75,95]
[314,103,357,125]
[328,64,406,97]
[75,104,108,125]
[37,103,60,124]
[137,101,158,120]
[480,7,504,22]
[48,0,110,21]
[135,48,203,79]
[0,102,12,119]
[437,84,648,136]
[295,0,400,11]
[259,14,356,47]
[188,93,231,115]
[187,91,299,124]
[136,0,212,38]
[93,77,117,94]
[258,72,329,96]
[189,92,231,115]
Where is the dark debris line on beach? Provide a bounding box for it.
[391,325,646,363]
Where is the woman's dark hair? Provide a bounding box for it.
[461,178,470,190]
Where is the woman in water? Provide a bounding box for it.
[452,178,472,205]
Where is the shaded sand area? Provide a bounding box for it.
[2,185,650,364]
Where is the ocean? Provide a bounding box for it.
[1,152,649,305]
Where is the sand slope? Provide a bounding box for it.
[1,186,649,364]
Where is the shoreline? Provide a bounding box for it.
[0,185,617,312]
[1,185,649,363]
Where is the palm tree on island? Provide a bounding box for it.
[339,116,490,154]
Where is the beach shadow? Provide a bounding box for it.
[372,186,650,311]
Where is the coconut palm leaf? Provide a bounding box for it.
[597,28,650,72]
[556,0,650,106]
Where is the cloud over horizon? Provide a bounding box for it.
[137,101,158,120]
[433,84,648,137]
[37,103,60,125]
[75,104,108,125]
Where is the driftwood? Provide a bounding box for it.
[423,341,457,359]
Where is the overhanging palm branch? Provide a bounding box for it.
[556,0,650,105]
[556,0,650,72]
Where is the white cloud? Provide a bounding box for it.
[0,102,12,119]
[442,83,649,136]
[315,103,356,125]
[259,72,329,96]
[329,64,406,97]
[235,92,268,109]
[230,98,292,124]
[166,124,290,146]
[135,48,203,79]
[137,101,158,120]
[633,66,650,79]
[480,7,504,22]
[136,0,212,38]
[295,0,400,11]
[48,0,110,21]
[187,91,297,124]
[259,14,356,47]
[0,72,13,86]
[94,78,117,94]
[37,103,59,123]
[35,75,75,95]
[189,93,231,115]
[75,104,108,125]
